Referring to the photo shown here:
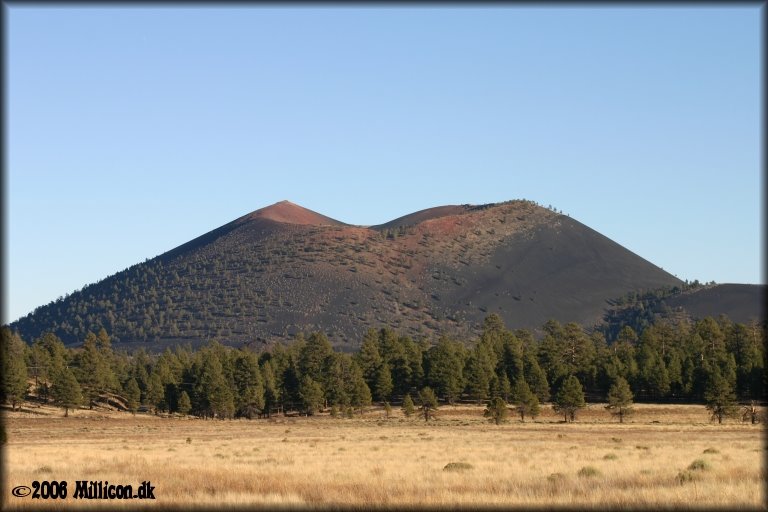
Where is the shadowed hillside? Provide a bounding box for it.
[664,284,765,325]
[9,199,703,349]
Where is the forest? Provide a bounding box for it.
[1,313,764,421]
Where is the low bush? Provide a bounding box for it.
[443,462,473,472]
[688,459,711,471]
[676,470,701,485]
[577,466,601,478]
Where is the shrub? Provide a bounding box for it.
[676,470,702,485]
[603,453,618,460]
[688,459,711,471]
[402,394,415,417]
[702,447,719,454]
[443,462,473,472]
[577,466,601,478]
[484,397,509,425]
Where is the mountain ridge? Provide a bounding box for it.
[245,200,348,227]
[10,199,759,350]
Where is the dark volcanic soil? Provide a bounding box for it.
[663,283,765,325]
[10,199,722,349]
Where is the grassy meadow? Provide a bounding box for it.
[3,403,765,509]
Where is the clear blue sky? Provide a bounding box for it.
[5,6,763,323]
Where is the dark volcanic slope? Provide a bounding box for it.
[437,214,683,329]
[663,284,765,324]
[12,200,687,349]
[372,205,468,230]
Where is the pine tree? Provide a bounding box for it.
[538,321,567,385]
[348,363,372,415]
[298,375,324,416]
[124,378,141,415]
[260,360,279,418]
[704,369,739,424]
[355,329,383,392]
[388,334,414,396]
[478,313,508,360]
[637,335,670,399]
[418,386,438,422]
[499,332,524,387]
[562,323,598,387]
[524,350,550,402]
[484,396,509,425]
[425,337,465,404]
[177,390,192,416]
[208,377,235,419]
[1,328,29,410]
[403,337,425,393]
[232,351,265,418]
[30,333,61,386]
[402,394,415,417]
[320,352,347,409]
[374,362,394,402]
[298,332,334,383]
[146,372,165,414]
[199,349,235,419]
[489,372,512,402]
[95,328,121,392]
[279,356,301,412]
[727,322,764,400]
[511,379,540,422]
[553,375,586,422]
[51,367,82,417]
[605,376,634,423]
[152,355,179,412]
[29,341,51,402]
[76,332,111,409]
[464,352,491,403]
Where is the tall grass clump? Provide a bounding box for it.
[577,466,601,478]
[688,459,711,471]
[443,462,473,472]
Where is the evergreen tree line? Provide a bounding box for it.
[2,313,764,420]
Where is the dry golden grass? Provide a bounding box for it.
[2,403,765,509]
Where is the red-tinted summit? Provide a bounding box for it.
[247,200,346,226]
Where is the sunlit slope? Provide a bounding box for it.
[10,200,687,348]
